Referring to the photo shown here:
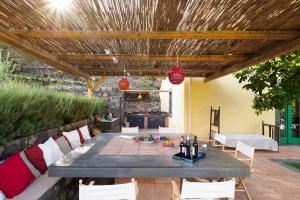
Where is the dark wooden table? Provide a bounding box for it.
[49,133,250,178]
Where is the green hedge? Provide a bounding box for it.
[0,82,107,145]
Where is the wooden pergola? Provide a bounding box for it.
[0,0,300,91]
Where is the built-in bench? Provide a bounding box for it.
[0,117,95,200]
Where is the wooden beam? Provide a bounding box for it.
[59,54,249,62]
[92,76,108,91]
[122,89,170,93]
[0,31,91,81]
[82,67,217,73]
[11,30,300,40]
[204,37,300,82]
[80,71,206,78]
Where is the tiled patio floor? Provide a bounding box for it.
[122,146,300,200]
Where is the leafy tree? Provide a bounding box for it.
[235,49,300,114]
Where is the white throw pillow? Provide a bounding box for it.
[0,191,5,200]
[63,130,81,149]
[38,137,64,167]
[79,125,91,141]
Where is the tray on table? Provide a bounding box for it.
[172,152,206,164]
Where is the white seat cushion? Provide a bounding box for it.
[79,125,91,141]
[12,171,61,200]
[38,137,64,167]
[63,130,82,149]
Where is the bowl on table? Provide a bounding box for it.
[162,140,174,147]
[133,134,159,144]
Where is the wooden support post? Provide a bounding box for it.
[92,76,108,91]
[86,79,93,99]
[86,76,107,99]
[87,88,92,99]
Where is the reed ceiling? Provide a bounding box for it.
[0,0,300,83]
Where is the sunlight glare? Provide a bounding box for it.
[49,0,70,11]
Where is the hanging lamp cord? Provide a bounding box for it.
[173,42,179,66]
[123,57,126,77]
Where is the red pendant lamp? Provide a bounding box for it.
[119,77,129,90]
[119,58,129,90]
[168,65,185,84]
[168,49,185,85]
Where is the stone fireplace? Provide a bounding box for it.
[123,91,169,129]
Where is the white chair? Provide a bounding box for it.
[158,126,176,133]
[211,133,226,150]
[79,179,138,200]
[172,178,236,200]
[234,141,255,200]
[121,126,139,134]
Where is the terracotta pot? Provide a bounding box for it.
[168,65,185,84]
[119,77,129,90]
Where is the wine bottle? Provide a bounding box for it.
[179,136,185,157]
[185,135,191,159]
[192,136,198,158]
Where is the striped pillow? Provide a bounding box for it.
[20,151,41,178]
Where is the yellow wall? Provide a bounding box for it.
[160,79,185,133]
[185,74,275,140]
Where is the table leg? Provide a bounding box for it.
[179,178,183,192]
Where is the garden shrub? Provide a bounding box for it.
[0,82,107,145]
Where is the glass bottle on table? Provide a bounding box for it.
[192,136,199,158]
[185,135,191,159]
[179,136,185,157]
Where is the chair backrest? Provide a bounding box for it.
[180,179,235,199]
[214,133,226,145]
[236,141,255,159]
[122,126,139,134]
[79,181,138,200]
[209,106,221,139]
[158,126,176,134]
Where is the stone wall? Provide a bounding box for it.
[18,66,162,119]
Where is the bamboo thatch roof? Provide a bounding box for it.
[0,0,300,86]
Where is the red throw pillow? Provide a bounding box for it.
[77,129,86,144]
[24,145,47,174]
[0,152,35,198]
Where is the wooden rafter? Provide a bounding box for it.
[59,54,248,62]
[0,30,91,81]
[204,37,300,82]
[10,30,300,40]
